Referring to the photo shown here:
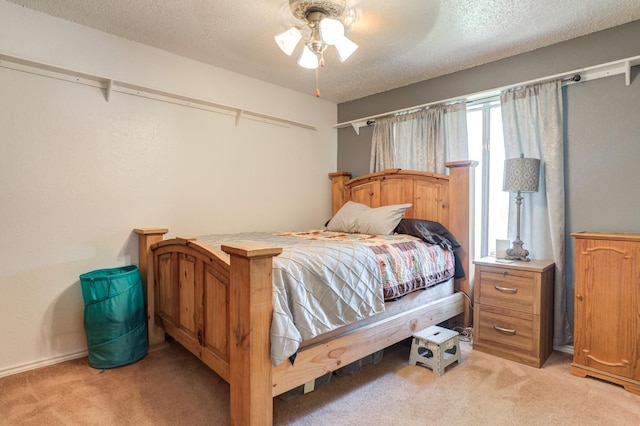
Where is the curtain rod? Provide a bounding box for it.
[336,54,640,134]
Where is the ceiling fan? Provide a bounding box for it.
[274,0,359,96]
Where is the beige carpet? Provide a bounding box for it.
[2,339,639,425]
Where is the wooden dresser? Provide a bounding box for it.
[571,232,640,395]
[473,257,555,367]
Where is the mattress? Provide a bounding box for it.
[197,230,455,366]
[301,277,455,349]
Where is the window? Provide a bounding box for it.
[467,99,509,258]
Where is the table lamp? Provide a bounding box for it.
[503,154,541,261]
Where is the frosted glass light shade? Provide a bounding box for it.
[334,36,358,62]
[298,45,319,69]
[275,27,302,56]
[320,18,344,45]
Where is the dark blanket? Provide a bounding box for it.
[394,219,465,278]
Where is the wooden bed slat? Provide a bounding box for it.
[271,292,464,396]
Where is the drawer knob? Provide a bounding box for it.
[493,325,517,335]
[502,271,508,276]
[495,285,517,294]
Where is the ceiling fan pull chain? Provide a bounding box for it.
[315,67,321,97]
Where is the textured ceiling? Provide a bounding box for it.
[6,0,640,103]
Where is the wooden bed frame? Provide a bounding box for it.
[134,160,475,425]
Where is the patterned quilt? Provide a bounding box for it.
[280,230,455,300]
[197,230,454,366]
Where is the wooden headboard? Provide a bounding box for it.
[329,160,477,325]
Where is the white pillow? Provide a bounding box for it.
[327,201,412,235]
[326,201,370,233]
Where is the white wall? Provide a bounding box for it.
[0,1,337,375]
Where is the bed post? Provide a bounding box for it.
[222,243,283,426]
[445,161,477,327]
[133,228,168,346]
[328,172,352,215]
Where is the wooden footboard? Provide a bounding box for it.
[134,161,475,425]
[134,232,283,425]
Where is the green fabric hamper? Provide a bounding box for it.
[79,265,148,369]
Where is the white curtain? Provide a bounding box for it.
[501,80,572,346]
[370,103,468,174]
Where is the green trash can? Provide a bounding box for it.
[79,265,148,369]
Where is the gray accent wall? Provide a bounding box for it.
[337,20,640,338]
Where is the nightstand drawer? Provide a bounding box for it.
[476,305,535,354]
[476,265,535,313]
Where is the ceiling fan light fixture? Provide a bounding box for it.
[275,0,358,96]
[275,27,303,56]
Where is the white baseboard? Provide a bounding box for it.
[0,350,88,379]
[0,343,170,379]
[0,343,571,379]
[553,345,574,355]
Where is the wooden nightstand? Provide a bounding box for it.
[472,257,555,368]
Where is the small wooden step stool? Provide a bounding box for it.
[409,325,461,376]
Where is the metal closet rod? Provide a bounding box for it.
[0,52,317,131]
[336,54,640,134]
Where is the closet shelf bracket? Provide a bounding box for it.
[625,60,631,86]
[106,79,113,102]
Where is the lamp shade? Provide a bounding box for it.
[320,18,344,45]
[503,156,541,192]
[298,45,319,69]
[334,35,358,61]
[275,27,303,56]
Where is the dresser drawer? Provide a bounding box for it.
[475,305,536,354]
[476,265,536,313]
[473,258,554,367]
